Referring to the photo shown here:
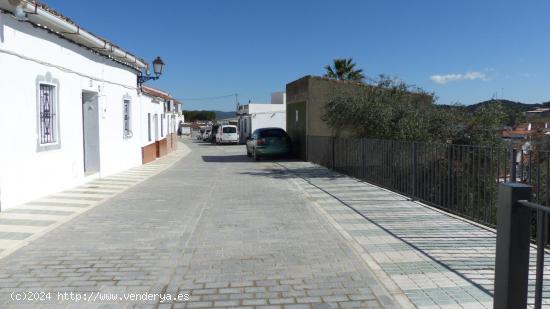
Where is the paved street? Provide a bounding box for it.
[0,140,401,309]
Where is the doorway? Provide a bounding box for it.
[286,101,307,160]
[82,92,100,175]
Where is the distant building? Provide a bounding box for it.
[237,92,286,143]
[525,108,550,118]
[501,122,549,148]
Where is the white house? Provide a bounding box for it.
[0,1,165,210]
[139,86,182,163]
[237,92,286,143]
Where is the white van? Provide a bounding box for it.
[216,125,239,144]
[202,126,212,141]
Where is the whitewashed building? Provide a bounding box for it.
[139,86,182,164]
[237,92,286,143]
[0,1,169,210]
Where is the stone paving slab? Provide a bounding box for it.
[277,161,550,309]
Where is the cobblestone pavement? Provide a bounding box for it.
[275,161,550,308]
[0,140,404,309]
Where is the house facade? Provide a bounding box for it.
[139,86,182,164]
[0,2,177,210]
[165,98,183,153]
[237,92,286,143]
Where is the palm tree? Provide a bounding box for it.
[324,58,365,82]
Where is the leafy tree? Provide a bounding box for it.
[324,58,365,82]
[457,103,507,147]
[322,75,434,140]
[183,110,216,122]
[322,75,509,148]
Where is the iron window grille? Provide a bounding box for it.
[123,100,132,138]
[148,113,152,141]
[39,84,57,145]
[161,115,164,137]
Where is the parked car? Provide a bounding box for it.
[246,127,291,160]
[209,124,221,143]
[216,125,239,144]
[202,127,212,141]
[197,128,205,140]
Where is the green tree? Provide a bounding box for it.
[449,103,507,147]
[183,110,216,122]
[324,58,365,82]
[322,75,434,140]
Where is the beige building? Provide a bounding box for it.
[286,76,375,160]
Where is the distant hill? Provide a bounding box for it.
[183,110,236,122]
[436,99,550,126]
[214,111,237,120]
[439,99,550,112]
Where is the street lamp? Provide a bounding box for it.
[152,56,164,76]
[138,56,165,86]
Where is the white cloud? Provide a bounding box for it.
[430,71,488,84]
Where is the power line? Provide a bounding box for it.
[176,93,238,101]
[0,47,137,90]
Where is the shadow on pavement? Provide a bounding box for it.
[202,155,301,164]
[240,165,347,180]
[202,155,254,163]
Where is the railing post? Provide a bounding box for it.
[510,148,517,183]
[361,138,366,179]
[331,136,335,170]
[493,183,532,309]
[412,142,417,197]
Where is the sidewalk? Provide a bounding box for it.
[276,161,550,309]
[0,141,191,261]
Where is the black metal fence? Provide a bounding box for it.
[494,183,548,309]
[307,135,550,228]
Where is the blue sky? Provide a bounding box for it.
[45,0,550,111]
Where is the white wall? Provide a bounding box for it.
[0,14,143,209]
[250,111,286,133]
[139,94,165,147]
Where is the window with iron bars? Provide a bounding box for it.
[123,99,132,138]
[161,114,165,137]
[148,113,152,142]
[160,114,164,137]
[39,84,57,145]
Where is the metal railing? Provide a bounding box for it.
[518,199,548,309]
[307,135,550,228]
[494,183,549,309]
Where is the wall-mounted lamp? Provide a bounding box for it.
[137,56,164,86]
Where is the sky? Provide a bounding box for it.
[44,0,550,111]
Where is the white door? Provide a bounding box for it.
[82,92,100,174]
[154,114,159,140]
